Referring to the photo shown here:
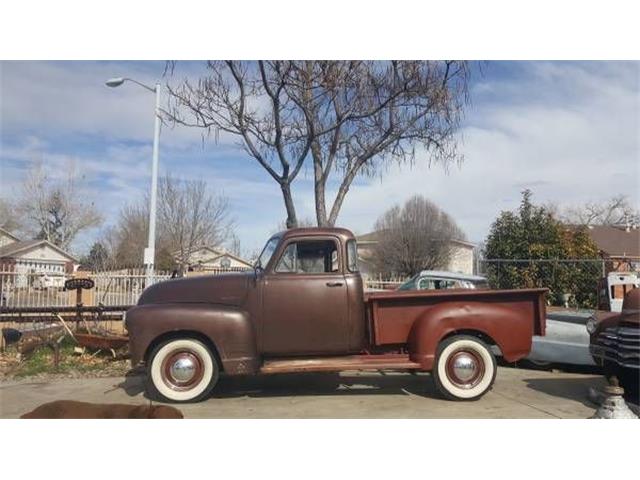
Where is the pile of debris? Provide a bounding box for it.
[1,316,130,380]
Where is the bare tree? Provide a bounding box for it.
[167,61,469,228]
[227,232,242,257]
[159,175,233,270]
[0,197,21,233]
[16,161,103,249]
[271,217,315,235]
[104,175,233,270]
[369,195,465,277]
[561,195,640,227]
[106,201,150,268]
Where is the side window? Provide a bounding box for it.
[418,278,435,290]
[275,239,340,274]
[346,240,358,272]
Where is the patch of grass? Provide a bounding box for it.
[11,337,116,379]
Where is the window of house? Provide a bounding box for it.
[275,239,340,274]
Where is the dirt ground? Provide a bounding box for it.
[0,366,614,419]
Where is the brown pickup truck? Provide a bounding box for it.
[126,227,546,403]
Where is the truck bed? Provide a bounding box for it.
[365,288,547,348]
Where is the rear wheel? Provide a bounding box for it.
[432,335,497,401]
[147,338,220,403]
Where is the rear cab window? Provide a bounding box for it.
[346,240,358,273]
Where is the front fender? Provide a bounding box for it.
[407,301,534,369]
[126,303,259,375]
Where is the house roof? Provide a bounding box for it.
[174,245,253,267]
[585,225,640,258]
[199,252,253,267]
[355,231,381,243]
[0,239,79,262]
[0,227,20,242]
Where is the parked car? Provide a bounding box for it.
[588,288,640,398]
[32,273,66,290]
[526,309,601,367]
[125,227,546,403]
[397,271,489,291]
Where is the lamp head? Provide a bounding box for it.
[105,77,125,88]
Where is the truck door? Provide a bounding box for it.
[261,237,350,355]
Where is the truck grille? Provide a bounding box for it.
[591,324,640,369]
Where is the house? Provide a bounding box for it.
[0,229,80,287]
[356,231,477,277]
[174,246,253,271]
[584,224,640,273]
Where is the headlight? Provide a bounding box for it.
[586,317,598,335]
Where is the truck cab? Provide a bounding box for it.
[255,228,365,355]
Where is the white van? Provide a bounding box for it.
[32,273,66,289]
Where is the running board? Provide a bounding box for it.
[260,354,422,374]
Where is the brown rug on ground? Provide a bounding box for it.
[20,400,184,419]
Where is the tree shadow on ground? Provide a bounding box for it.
[523,376,607,408]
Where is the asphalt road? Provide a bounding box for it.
[1,366,610,419]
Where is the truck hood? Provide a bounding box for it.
[137,272,253,307]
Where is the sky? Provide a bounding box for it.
[1,61,639,257]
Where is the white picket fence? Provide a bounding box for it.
[0,265,251,309]
[363,274,406,291]
[0,266,69,308]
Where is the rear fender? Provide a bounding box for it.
[407,301,534,369]
[126,303,259,375]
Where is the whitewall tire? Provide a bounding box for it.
[147,338,220,403]
[432,335,496,401]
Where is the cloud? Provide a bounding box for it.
[332,61,639,242]
[0,61,226,149]
[1,60,638,255]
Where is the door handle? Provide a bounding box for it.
[326,281,343,287]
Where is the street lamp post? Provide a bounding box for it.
[106,77,161,287]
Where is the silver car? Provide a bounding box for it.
[526,310,596,367]
[397,270,489,291]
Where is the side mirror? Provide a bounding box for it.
[254,260,264,276]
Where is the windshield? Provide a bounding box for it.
[256,236,280,268]
[398,275,418,291]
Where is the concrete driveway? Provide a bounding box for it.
[1,366,607,419]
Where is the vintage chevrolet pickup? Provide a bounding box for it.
[126,228,546,403]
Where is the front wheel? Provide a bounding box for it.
[432,335,497,401]
[147,338,220,403]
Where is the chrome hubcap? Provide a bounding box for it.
[451,353,478,382]
[170,356,197,382]
[446,349,484,388]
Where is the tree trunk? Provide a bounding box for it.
[327,165,360,226]
[280,182,298,228]
[312,145,329,227]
